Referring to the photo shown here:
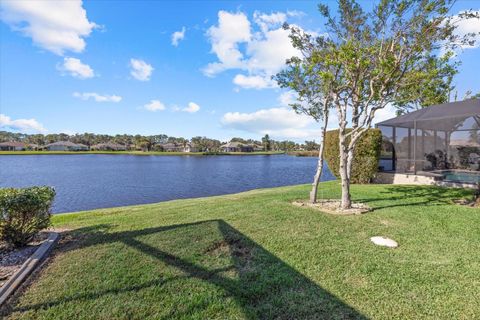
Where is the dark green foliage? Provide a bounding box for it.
[262,134,271,151]
[0,131,304,153]
[0,186,55,247]
[324,129,382,184]
[304,140,320,151]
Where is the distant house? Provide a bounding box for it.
[161,143,184,152]
[252,144,264,152]
[126,144,137,151]
[0,141,26,151]
[184,143,199,152]
[161,142,198,152]
[28,143,40,150]
[91,142,126,151]
[45,141,89,151]
[220,142,254,152]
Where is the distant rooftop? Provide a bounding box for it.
[45,141,86,147]
[0,141,26,147]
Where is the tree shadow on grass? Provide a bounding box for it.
[3,220,367,319]
[354,185,472,211]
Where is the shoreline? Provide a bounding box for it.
[0,151,285,156]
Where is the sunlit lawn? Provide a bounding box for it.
[1,181,479,319]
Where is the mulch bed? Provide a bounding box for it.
[0,232,49,288]
[453,199,480,208]
[292,199,371,215]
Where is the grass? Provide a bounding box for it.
[287,151,318,157]
[2,182,479,319]
[0,151,284,156]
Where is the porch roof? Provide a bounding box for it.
[377,99,480,131]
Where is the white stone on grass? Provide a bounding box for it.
[370,236,398,248]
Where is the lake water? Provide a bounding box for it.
[0,154,334,213]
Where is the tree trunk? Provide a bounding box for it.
[346,148,354,181]
[309,111,329,203]
[338,131,352,209]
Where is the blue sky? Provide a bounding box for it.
[0,1,479,142]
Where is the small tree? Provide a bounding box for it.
[275,26,337,203]
[278,0,479,209]
[262,134,271,151]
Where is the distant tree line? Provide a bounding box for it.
[0,131,319,152]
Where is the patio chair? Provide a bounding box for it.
[469,153,480,171]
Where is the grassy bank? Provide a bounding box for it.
[0,151,284,156]
[2,182,479,319]
[288,151,318,157]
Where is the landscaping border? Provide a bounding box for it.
[0,232,59,306]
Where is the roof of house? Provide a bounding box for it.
[377,99,480,131]
[221,142,245,148]
[162,143,181,148]
[46,141,85,147]
[0,141,26,147]
[91,142,125,148]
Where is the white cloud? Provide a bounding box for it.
[233,74,275,89]
[372,104,398,125]
[278,91,298,106]
[130,58,153,81]
[0,0,97,55]
[57,57,94,79]
[253,11,287,33]
[203,11,251,76]
[0,114,47,133]
[452,10,480,49]
[171,26,186,46]
[183,102,200,113]
[246,26,299,75]
[286,10,305,18]
[144,100,166,112]
[203,10,301,89]
[221,107,315,139]
[73,92,122,103]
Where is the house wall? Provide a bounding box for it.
[0,146,25,151]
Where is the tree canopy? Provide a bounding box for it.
[276,0,479,209]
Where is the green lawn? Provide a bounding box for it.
[2,182,479,319]
[0,151,284,156]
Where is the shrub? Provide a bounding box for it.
[323,129,382,184]
[0,186,55,247]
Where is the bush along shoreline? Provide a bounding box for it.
[0,186,55,248]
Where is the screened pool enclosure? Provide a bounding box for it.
[377,99,480,175]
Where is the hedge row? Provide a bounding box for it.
[323,129,382,184]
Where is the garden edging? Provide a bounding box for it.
[0,232,59,306]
